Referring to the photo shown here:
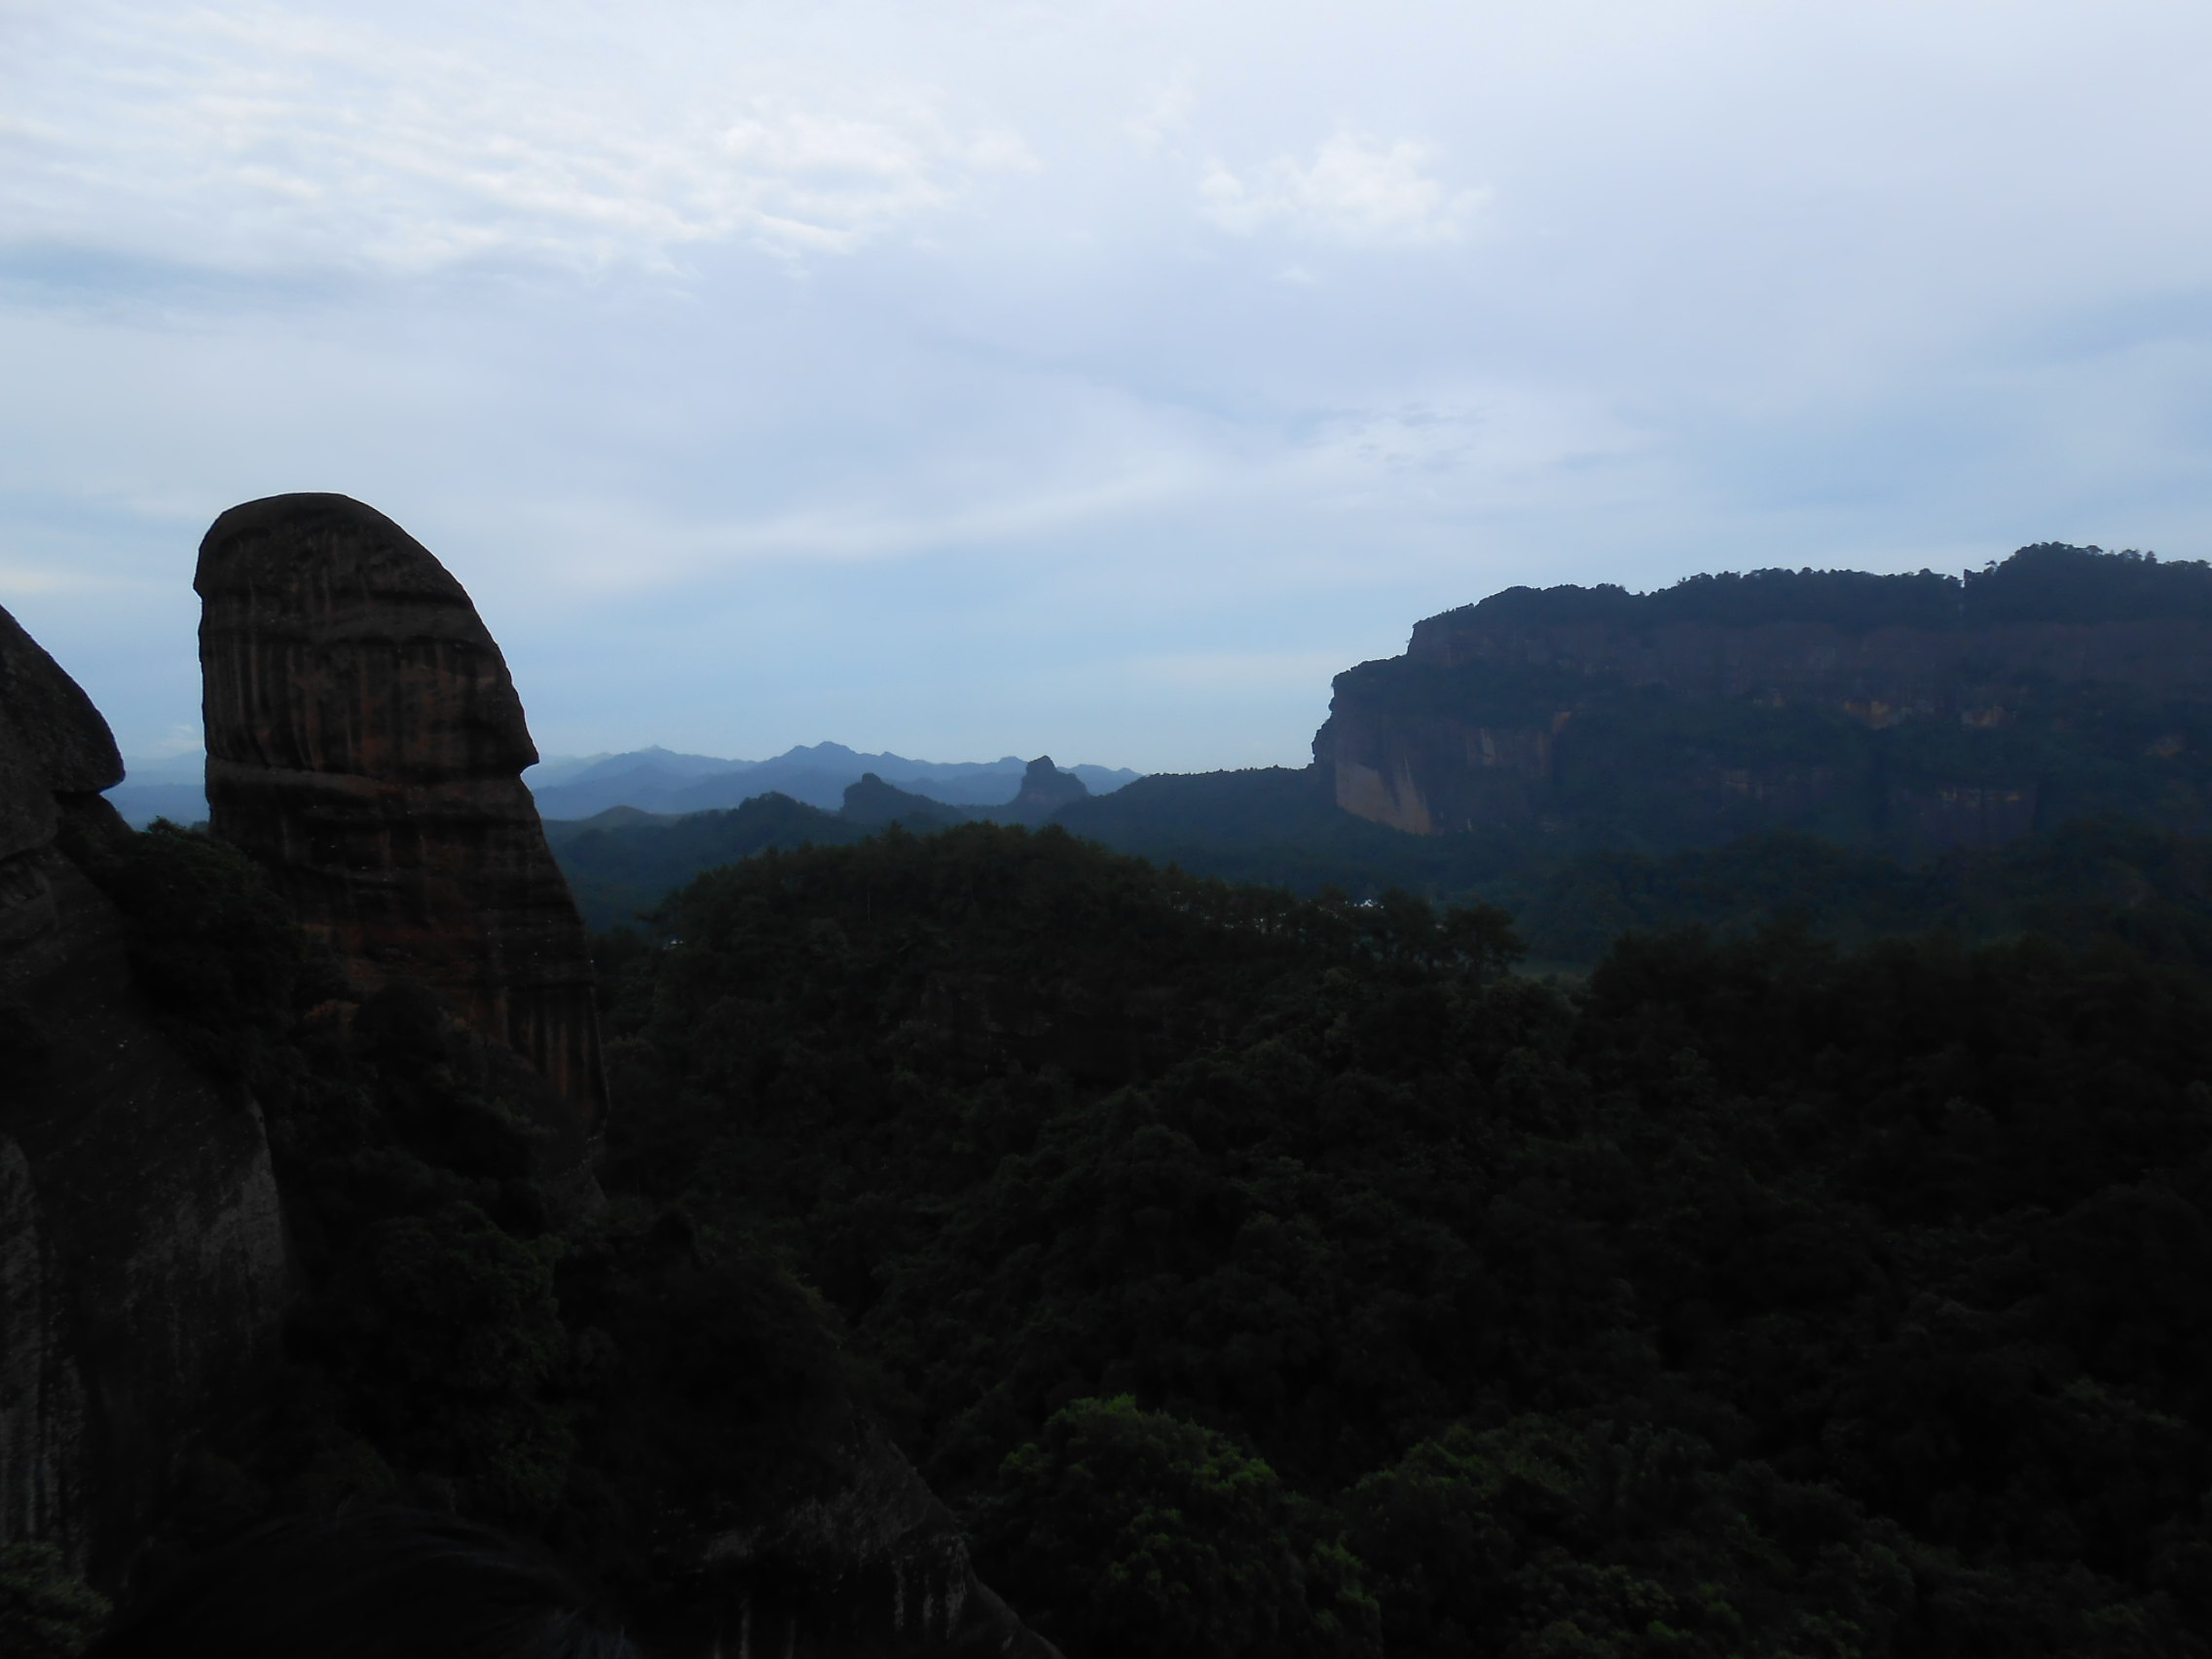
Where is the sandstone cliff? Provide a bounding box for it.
[196,495,606,1145]
[1319,545,2212,851]
[0,605,289,1578]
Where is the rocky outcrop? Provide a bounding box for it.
[0,604,289,1578]
[1318,547,2212,851]
[196,495,606,1147]
[695,1422,1062,1658]
[1009,757,1087,820]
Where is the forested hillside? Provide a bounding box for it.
[594,823,2212,1657]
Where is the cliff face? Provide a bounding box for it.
[1319,547,2212,851]
[0,605,289,1578]
[196,495,606,1145]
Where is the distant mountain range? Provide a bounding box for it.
[101,741,1142,829]
[101,750,212,829]
[547,757,1105,928]
[525,742,1139,820]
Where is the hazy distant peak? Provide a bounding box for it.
[522,742,1141,822]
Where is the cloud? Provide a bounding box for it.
[1200,131,1487,247]
[11,0,2212,772]
[0,3,1037,274]
[1126,71,1197,152]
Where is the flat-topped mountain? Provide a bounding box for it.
[1318,542,2212,851]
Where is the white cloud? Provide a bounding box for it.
[0,3,1037,273]
[1200,131,1487,247]
[1126,70,1196,152]
[11,0,2212,770]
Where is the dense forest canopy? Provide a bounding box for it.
[1447,543,2212,633]
[589,822,2212,1657]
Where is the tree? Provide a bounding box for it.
[977,1396,1380,1659]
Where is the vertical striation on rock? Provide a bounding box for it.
[196,493,607,1141]
[0,603,289,1577]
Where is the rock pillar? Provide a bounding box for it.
[196,493,607,1139]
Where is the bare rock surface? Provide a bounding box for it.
[196,493,606,1144]
[0,603,288,1579]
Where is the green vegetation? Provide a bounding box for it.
[592,821,2212,1656]
[978,1396,1379,1659]
[549,791,866,929]
[1456,541,2212,632]
[84,824,870,1630]
[0,1544,110,1659]
[83,816,2212,1654]
[1514,818,2212,965]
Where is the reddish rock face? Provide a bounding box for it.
[196,493,607,1140]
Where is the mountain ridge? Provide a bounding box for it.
[104,741,1144,829]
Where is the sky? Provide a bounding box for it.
[5,1,2212,772]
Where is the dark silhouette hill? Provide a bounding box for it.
[840,771,972,830]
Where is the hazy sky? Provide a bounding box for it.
[6,1,2212,770]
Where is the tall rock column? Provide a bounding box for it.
[196,493,607,1141]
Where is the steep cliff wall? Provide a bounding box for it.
[1321,546,2212,850]
[196,494,606,1145]
[0,605,289,1578]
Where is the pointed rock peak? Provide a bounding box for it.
[1014,755,1088,809]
